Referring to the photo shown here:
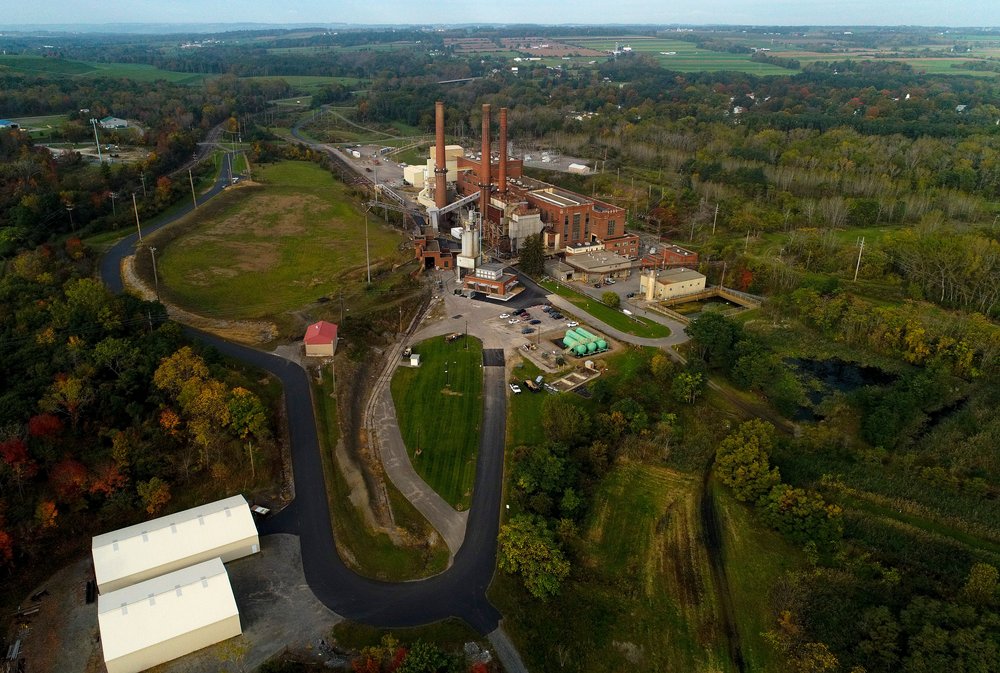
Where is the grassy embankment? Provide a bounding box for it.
[539,279,671,339]
[390,335,484,510]
[152,160,406,331]
[313,367,448,580]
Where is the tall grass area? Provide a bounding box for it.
[313,368,448,581]
[153,160,406,319]
[390,335,484,510]
[493,464,737,673]
[539,279,671,338]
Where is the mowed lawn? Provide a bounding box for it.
[539,279,671,338]
[157,160,404,318]
[562,37,794,75]
[390,335,484,510]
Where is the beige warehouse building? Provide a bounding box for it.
[640,267,706,301]
[92,495,260,594]
[98,557,242,673]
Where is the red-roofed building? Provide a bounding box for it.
[303,321,338,357]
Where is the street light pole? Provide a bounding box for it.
[90,119,102,163]
[149,246,160,300]
[132,193,142,243]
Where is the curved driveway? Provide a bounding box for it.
[100,158,506,634]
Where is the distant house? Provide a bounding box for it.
[100,116,128,129]
[0,119,18,129]
[956,104,968,113]
[303,320,338,357]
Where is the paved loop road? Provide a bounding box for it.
[101,158,506,634]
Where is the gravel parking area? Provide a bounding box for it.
[12,535,342,673]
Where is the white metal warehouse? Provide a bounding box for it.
[98,557,242,673]
[92,494,260,594]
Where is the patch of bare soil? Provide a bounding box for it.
[122,255,278,345]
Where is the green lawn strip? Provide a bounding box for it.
[331,618,485,652]
[154,160,404,319]
[506,357,548,447]
[539,279,671,338]
[390,335,484,510]
[313,367,447,581]
[713,480,801,673]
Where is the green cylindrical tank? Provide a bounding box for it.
[586,341,597,353]
[575,327,597,340]
[569,328,593,344]
[597,339,608,350]
[563,331,582,348]
[574,345,587,356]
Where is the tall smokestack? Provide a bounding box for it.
[499,107,508,193]
[480,104,491,221]
[434,101,447,209]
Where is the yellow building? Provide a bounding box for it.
[639,267,706,301]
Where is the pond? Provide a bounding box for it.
[786,357,896,421]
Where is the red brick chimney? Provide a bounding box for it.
[434,101,447,208]
[480,104,491,220]
[499,107,508,193]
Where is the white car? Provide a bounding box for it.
[566,321,579,327]
[499,313,510,319]
[509,383,522,394]
[605,278,616,284]
[508,318,520,324]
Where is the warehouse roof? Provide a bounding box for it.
[563,251,633,273]
[655,267,705,283]
[97,557,238,662]
[92,495,256,593]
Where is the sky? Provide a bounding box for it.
[3,0,1000,28]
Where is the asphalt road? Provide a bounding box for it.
[100,161,507,634]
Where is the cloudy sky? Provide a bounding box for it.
[4,0,999,27]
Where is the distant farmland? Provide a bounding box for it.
[0,55,208,84]
[559,37,796,75]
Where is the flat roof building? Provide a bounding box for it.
[98,557,241,673]
[562,251,634,283]
[640,267,706,301]
[92,495,259,594]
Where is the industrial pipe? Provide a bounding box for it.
[434,101,447,208]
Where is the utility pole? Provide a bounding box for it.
[398,306,403,334]
[90,119,103,163]
[149,246,160,300]
[745,229,751,253]
[365,214,371,284]
[339,292,344,323]
[110,191,117,218]
[854,236,865,282]
[132,193,142,243]
[720,261,727,288]
[65,204,75,232]
[140,172,147,198]
[188,168,197,209]
[712,203,719,235]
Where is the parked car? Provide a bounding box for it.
[508,318,520,324]
[605,278,616,285]
[509,383,522,394]
[593,282,602,288]
[250,505,271,518]
[551,313,564,320]
[530,319,541,325]
[626,292,636,298]
[521,327,534,334]
[566,321,579,327]
[541,305,553,313]
[499,313,510,319]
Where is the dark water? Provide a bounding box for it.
[786,357,896,421]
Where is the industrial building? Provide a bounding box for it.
[639,267,706,301]
[417,102,628,258]
[562,249,634,284]
[462,262,520,299]
[97,557,241,673]
[91,495,260,594]
[641,243,699,269]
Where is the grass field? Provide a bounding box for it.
[0,55,207,83]
[390,335,484,510]
[313,369,448,581]
[154,160,405,319]
[539,279,671,339]
[561,37,795,75]
[494,463,737,672]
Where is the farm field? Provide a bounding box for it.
[390,335,484,511]
[0,55,208,83]
[153,160,406,319]
[245,75,366,92]
[560,37,795,75]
